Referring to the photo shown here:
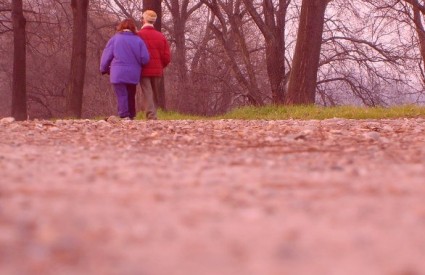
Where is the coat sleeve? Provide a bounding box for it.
[161,36,171,68]
[100,36,115,73]
[139,39,150,66]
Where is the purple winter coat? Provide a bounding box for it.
[100,31,150,84]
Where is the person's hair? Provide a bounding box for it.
[116,18,137,34]
[142,10,157,24]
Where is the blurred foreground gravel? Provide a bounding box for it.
[1,117,425,275]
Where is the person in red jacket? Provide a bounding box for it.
[137,10,171,120]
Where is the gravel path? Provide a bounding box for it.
[1,117,425,275]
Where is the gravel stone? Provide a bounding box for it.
[1,118,425,275]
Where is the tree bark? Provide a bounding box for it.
[11,0,27,120]
[65,0,88,118]
[285,0,328,105]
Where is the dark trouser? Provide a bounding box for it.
[156,77,166,110]
[113,83,136,119]
[140,77,162,119]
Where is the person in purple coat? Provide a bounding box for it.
[100,18,150,120]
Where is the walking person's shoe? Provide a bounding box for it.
[106,115,121,123]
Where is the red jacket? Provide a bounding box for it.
[137,26,171,77]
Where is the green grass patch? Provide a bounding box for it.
[135,105,425,120]
[218,105,425,120]
[135,109,205,120]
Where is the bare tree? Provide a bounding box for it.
[286,0,329,105]
[164,0,202,89]
[243,0,290,104]
[65,0,89,118]
[4,0,425,120]
[348,0,425,104]
[202,0,264,105]
[1,0,12,35]
[11,0,27,120]
[312,0,406,106]
[399,0,425,74]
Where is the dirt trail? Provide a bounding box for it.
[1,118,425,275]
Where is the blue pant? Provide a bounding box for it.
[113,83,136,119]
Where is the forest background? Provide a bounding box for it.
[2,0,425,119]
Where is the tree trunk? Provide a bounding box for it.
[65,0,88,118]
[170,8,188,85]
[413,7,425,73]
[166,0,189,111]
[11,0,27,120]
[285,0,328,105]
[143,0,166,110]
[244,0,288,104]
[266,36,286,104]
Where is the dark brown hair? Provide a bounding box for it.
[116,19,137,34]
